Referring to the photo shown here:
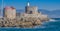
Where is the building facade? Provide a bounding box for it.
[25,2,38,14]
[4,6,16,19]
[23,1,48,20]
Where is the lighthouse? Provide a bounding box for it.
[25,0,38,14]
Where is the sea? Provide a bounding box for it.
[0,18,60,31]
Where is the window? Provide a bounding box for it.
[29,11,32,14]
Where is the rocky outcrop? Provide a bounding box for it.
[0,16,49,28]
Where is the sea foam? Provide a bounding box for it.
[49,19,56,22]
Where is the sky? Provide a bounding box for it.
[0,0,60,10]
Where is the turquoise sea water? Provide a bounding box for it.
[0,18,60,31]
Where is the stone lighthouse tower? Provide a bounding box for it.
[25,1,31,14]
[25,1,38,14]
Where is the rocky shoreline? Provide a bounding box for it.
[0,17,49,28]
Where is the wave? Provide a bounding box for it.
[49,19,56,22]
[33,18,60,28]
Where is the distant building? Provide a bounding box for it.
[22,0,48,19]
[4,6,16,19]
[31,6,38,14]
[25,1,38,14]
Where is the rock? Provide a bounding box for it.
[34,19,41,25]
[0,16,49,28]
[19,22,33,28]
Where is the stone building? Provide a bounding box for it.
[4,6,16,19]
[22,1,48,21]
[25,2,38,14]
